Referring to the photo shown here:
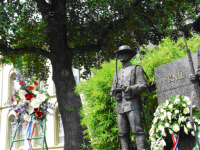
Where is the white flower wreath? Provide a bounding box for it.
[150,95,200,150]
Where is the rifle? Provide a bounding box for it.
[108,87,126,96]
[114,54,126,94]
[183,32,200,147]
[107,53,126,95]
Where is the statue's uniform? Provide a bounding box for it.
[110,62,147,150]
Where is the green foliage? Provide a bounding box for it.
[68,0,200,77]
[139,34,200,77]
[0,0,49,81]
[75,34,200,149]
[76,60,121,149]
[0,53,50,82]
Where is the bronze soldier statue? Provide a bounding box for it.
[110,45,147,150]
[190,45,200,83]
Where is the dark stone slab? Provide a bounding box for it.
[154,52,200,108]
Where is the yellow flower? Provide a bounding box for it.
[191,131,194,136]
[165,100,169,106]
[172,124,180,132]
[169,130,173,134]
[183,96,190,102]
[175,110,179,114]
[174,98,180,104]
[169,104,173,109]
[153,117,158,124]
[183,107,190,114]
[167,111,172,121]
[165,122,170,127]
[186,122,193,129]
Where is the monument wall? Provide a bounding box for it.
[154,52,200,108]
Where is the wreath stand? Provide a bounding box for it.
[9,117,48,150]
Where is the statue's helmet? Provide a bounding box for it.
[114,45,137,57]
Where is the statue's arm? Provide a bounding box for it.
[190,45,200,83]
[128,66,147,96]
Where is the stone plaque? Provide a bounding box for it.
[154,52,200,108]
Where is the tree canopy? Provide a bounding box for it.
[0,0,199,78]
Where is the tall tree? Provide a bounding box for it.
[0,0,199,149]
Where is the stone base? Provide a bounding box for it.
[163,127,196,150]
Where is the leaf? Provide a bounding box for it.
[184,125,188,135]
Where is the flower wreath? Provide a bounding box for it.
[150,95,200,150]
[7,71,54,131]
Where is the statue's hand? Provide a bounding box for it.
[125,86,132,93]
[190,74,198,83]
[197,71,200,78]
[124,86,132,99]
[115,93,122,102]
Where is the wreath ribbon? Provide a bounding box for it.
[171,131,180,150]
[26,121,36,150]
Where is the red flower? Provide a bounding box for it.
[11,97,14,103]
[14,110,18,113]
[28,94,33,100]
[17,100,19,105]
[19,81,24,85]
[25,98,30,101]
[25,94,30,100]
[25,94,34,101]
[34,108,38,112]
[36,111,42,118]
[29,86,34,91]
[25,94,29,98]
[34,81,38,86]
[36,111,42,115]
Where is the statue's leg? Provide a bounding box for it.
[117,113,131,150]
[127,110,146,150]
[120,133,131,150]
[135,134,146,150]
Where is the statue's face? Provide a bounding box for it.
[118,52,132,63]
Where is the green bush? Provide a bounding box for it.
[75,34,200,150]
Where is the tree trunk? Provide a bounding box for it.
[52,57,84,150]
[49,11,84,148]
[35,1,87,148]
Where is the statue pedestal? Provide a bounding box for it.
[163,128,196,150]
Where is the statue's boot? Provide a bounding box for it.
[120,136,131,150]
[135,134,146,150]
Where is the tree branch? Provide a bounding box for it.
[0,44,53,59]
[71,43,102,55]
[71,0,144,54]
[71,14,131,54]
[131,0,144,7]
[35,0,50,19]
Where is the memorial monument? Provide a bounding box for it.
[154,51,200,109]
[154,46,200,149]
